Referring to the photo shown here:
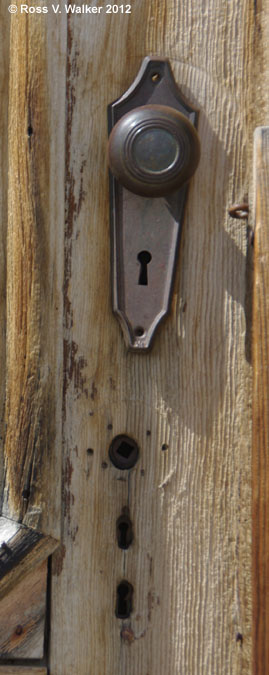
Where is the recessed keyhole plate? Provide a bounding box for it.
[108,57,199,351]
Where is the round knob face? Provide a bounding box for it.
[108,104,200,197]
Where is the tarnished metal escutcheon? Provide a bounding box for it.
[108,57,200,351]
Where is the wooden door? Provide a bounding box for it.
[0,1,269,673]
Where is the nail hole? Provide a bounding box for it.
[134,326,145,337]
[15,625,23,636]
[116,581,133,619]
[22,488,30,499]
[109,435,139,470]
[86,448,94,455]
[236,633,243,644]
[116,514,133,549]
[101,461,108,469]
[27,125,33,136]
[107,423,113,430]
[162,443,168,451]
[146,430,151,436]
[151,72,160,82]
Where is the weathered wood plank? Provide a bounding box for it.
[50,1,252,673]
[0,516,57,600]
[0,669,47,674]
[0,0,10,501]
[2,1,66,539]
[0,559,47,658]
[252,127,269,675]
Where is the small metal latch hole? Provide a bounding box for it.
[116,581,133,619]
[116,514,133,550]
[137,250,152,285]
[109,435,139,470]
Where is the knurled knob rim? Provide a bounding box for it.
[108,104,200,197]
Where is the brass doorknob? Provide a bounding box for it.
[108,104,200,197]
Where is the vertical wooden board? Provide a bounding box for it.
[0,559,47,659]
[0,1,10,499]
[3,2,66,538]
[50,1,252,674]
[252,127,269,675]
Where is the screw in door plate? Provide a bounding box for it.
[109,435,139,470]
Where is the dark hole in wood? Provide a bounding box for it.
[117,441,133,459]
[22,488,30,499]
[109,435,139,470]
[27,125,33,136]
[137,250,152,285]
[116,515,133,549]
[116,581,133,619]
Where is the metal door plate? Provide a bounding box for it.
[108,57,199,351]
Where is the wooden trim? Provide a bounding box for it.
[0,516,58,600]
[252,126,269,675]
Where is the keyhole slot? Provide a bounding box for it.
[116,581,133,619]
[137,250,152,285]
[116,514,133,550]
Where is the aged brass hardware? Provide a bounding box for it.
[108,57,200,351]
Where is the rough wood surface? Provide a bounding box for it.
[0,517,57,600]
[49,2,253,673]
[0,559,47,658]
[2,1,66,539]
[0,0,10,504]
[252,127,269,675]
[0,669,47,674]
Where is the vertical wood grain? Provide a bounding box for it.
[252,127,269,675]
[50,1,253,673]
[0,0,10,504]
[0,559,47,659]
[3,2,66,538]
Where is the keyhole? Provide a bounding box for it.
[116,581,133,619]
[137,250,152,285]
[116,514,133,550]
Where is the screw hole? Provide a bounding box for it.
[116,581,133,619]
[134,326,145,337]
[151,72,161,82]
